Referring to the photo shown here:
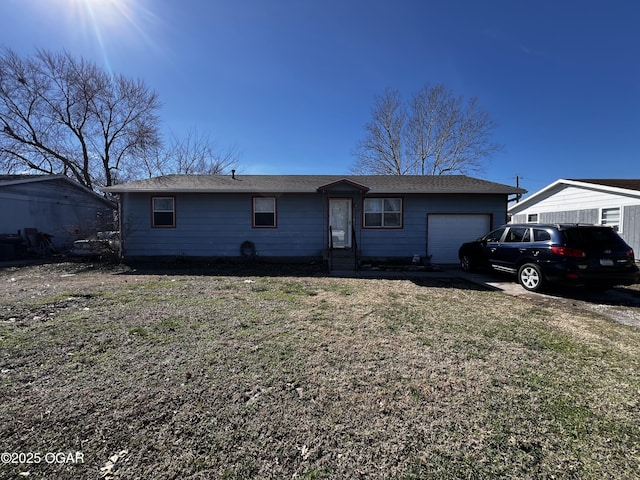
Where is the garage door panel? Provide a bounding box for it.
[428,214,490,264]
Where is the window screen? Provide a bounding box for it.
[253,197,276,227]
[152,197,175,227]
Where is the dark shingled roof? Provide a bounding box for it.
[0,174,53,183]
[103,174,524,195]
[569,179,640,192]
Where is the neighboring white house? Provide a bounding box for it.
[509,179,640,256]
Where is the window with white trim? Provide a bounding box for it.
[526,213,538,223]
[253,197,276,227]
[601,207,620,231]
[364,198,402,228]
[152,197,175,227]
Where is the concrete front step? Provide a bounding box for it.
[329,249,357,272]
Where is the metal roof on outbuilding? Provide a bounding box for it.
[1,174,115,207]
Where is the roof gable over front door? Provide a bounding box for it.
[316,178,370,193]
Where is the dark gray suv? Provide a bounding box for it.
[458,224,640,292]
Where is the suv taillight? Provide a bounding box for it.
[628,248,635,260]
[551,246,586,258]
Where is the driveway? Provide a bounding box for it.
[454,267,640,329]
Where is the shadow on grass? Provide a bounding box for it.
[0,257,518,293]
[119,259,497,293]
[547,284,640,308]
[471,268,640,308]
[121,258,330,278]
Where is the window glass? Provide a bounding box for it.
[152,197,175,227]
[527,213,538,223]
[383,212,401,227]
[484,228,505,242]
[365,212,382,226]
[384,198,401,212]
[154,198,173,211]
[253,197,276,227]
[254,197,274,212]
[364,198,402,227]
[564,227,624,246]
[533,229,551,242]
[601,208,620,231]
[383,199,402,227]
[505,227,527,242]
[365,199,383,213]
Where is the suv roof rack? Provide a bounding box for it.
[555,223,600,228]
[508,223,598,228]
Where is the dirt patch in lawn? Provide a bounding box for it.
[1,261,639,479]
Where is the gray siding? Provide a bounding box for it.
[623,205,640,256]
[512,209,599,224]
[0,179,115,249]
[539,209,599,224]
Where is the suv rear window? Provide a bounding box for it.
[562,227,623,246]
[533,229,551,242]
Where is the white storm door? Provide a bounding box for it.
[329,199,352,248]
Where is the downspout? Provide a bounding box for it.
[117,194,125,261]
[355,190,362,263]
[323,189,329,249]
[504,195,511,224]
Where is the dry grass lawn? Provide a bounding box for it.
[1,262,639,479]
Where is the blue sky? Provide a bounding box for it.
[1,0,639,197]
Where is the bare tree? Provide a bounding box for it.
[147,128,239,176]
[353,84,501,175]
[352,88,409,175]
[0,47,161,190]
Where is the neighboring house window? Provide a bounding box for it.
[527,213,538,223]
[364,198,402,228]
[253,197,276,227]
[152,197,175,227]
[601,207,620,231]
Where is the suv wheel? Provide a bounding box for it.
[460,254,474,272]
[518,263,544,292]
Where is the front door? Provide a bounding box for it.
[329,198,352,248]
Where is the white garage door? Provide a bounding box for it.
[427,214,491,264]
